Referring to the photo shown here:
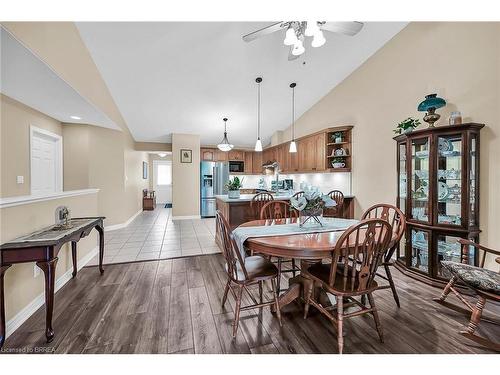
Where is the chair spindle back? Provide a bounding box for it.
[216,210,248,281]
[260,200,298,220]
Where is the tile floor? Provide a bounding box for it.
[87,207,219,265]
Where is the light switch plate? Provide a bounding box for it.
[16,175,24,184]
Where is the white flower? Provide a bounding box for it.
[290,196,308,211]
[321,195,337,208]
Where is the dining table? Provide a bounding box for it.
[237,217,362,310]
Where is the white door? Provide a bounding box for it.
[31,127,62,196]
[153,160,172,204]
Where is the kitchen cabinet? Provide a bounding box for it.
[215,149,228,162]
[228,150,244,161]
[201,148,215,161]
[252,152,263,174]
[244,152,253,173]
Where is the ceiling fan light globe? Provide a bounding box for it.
[311,31,326,48]
[305,21,320,37]
[254,138,263,152]
[292,40,305,56]
[284,27,298,46]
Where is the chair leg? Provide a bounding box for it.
[258,281,263,304]
[384,264,400,308]
[437,275,458,302]
[464,295,486,335]
[291,258,297,278]
[303,278,314,319]
[271,278,282,327]
[222,278,231,308]
[336,296,344,354]
[232,285,244,338]
[367,293,384,343]
[276,258,282,293]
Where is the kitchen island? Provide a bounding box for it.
[215,193,354,230]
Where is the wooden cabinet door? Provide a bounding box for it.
[314,133,326,171]
[201,148,215,161]
[287,142,299,172]
[252,152,263,174]
[228,150,244,160]
[215,149,228,162]
[298,136,313,171]
[244,152,253,173]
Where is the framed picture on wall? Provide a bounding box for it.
[142,161,148,179]
[180,149,192,163]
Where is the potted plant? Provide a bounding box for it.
[225,176,243,199]
[331,131,344,143]
[394,117,421,134]
[290,187,337,227]
[331,157,346,169]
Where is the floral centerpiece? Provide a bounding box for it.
[290,187,337,227]
[225,176,243,199]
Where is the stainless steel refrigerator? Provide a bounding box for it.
[200,161,229,217]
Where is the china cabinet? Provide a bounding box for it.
[393,123,484,285]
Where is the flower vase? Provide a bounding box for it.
[228,189,240,199]
[299,208,323,227]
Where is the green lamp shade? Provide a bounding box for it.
[417,94,446,112]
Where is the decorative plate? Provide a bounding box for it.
[438,182,449,200]
[438,138,453,153]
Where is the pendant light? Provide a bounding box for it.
[217,117,234,152]
[289,83,297,153]
[254,77,263,152]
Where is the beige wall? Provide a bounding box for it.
[0,192,99,323]
[172,134,200,217]
[0,95,63,197]
[135,142,172,152]
[274,22,500,267]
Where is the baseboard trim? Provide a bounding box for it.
[104,209,142,232]
[5,246,98,339]
[171,215,201,220]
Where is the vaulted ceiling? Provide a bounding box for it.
[76,22,407,146]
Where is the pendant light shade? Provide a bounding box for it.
[254,77,263,152]
[289,82,297,153]
[217,118,234,152]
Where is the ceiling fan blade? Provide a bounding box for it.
[242,22,285,42]
[319,21,364,36]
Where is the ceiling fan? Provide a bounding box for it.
[242,21,364,60]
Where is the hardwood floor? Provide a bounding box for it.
[4,254,499,354]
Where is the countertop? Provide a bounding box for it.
[215,193,354,203]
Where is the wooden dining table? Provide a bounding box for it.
[239,217,360,310]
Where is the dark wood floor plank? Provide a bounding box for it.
[213,313,251,354]
[172,258,187,273]
[198,256,232,315]
[167,271,193,353]
[189,286,223,353]
[250,343,279,354]
[127,261,158,315]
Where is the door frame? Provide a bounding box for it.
[30,125,63,195]
[153,159,172,204]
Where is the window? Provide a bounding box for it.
[157,163,172,185]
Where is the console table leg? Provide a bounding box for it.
[36,258,58,343]
[0,264,12,349]
[96,224,105,275]
[71,241,78,278]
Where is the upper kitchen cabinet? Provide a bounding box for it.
[215,149,228,162]
[201,148,215,161]
[326,126,353,172]
[228,150,244,161]
[252,152,263,174]
[244,152,253,173]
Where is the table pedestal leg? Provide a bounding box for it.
[0,264,12,349]
[36,258,58,343]
[271,274,308,312]
[96,224,105,275]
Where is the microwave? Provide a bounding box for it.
[229,161,244,173]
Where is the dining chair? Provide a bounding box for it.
[249,192,274,221]
[361,203,406,307]
[216,210,282,337]
[302,218,393,354]
[433,238,500,351]
[323,190,344,218]
[259,200,300,289]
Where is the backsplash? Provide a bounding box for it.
[230,172,352,195]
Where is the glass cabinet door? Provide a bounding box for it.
[411,137,430,223]
[436,134,463,226]
[469,134,478,227]
[436,233,465,277]
[410,227,430,272]
[398,142,407,214]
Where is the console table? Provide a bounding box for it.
[0,216,105,348]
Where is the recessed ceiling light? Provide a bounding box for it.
[158,153,167,158]
[70,115,82,120]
